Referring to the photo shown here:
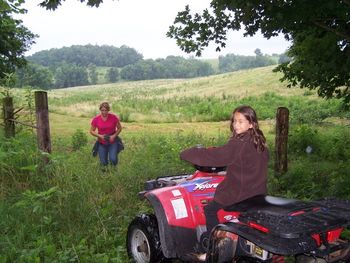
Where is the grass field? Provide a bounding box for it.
[1,65,349,262]
[47,66,288,141]
[47,66,308,120]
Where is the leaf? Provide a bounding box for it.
[20,164,37,171]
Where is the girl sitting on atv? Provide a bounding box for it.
[180,105,269,261]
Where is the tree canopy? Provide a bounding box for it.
[27,44,143,67]
[0,0,36,83]
[38,0,104,10]
[166,0,350,104]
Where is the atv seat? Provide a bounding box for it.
[223,195,311,216]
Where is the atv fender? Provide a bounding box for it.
[146,193,198,258]
[213,222,318,255]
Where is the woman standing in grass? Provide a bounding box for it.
[90,102,122,167]
[180,105,269,261]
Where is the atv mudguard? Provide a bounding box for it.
[213,223,318,255]
[142,172,227,258]
[146,193,198,258]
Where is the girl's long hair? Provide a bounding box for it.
[230,105,267,152]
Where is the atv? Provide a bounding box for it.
[126,164,350,262]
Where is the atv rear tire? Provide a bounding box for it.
[127,214,166,263]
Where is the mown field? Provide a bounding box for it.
[1,66,350,262]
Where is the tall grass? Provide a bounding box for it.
[49,91,348,124]
[0,131,230,262]
[1,122,350,261]
[269,125,350,199]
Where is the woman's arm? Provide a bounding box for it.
[110,121,122,141]
[90,125,103,139]
[115,121,122,136]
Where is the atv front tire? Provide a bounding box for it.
[127,214,165,263]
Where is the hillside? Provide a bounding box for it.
[48,66,308,120]
[8,64,347,138]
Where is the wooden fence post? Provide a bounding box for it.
[275,107,289,175]
[2,97,15,138]
[35,91,51,155]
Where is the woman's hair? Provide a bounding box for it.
[230,105,267,152]
[99,102,110,111]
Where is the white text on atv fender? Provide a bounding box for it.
[193,180,219,191]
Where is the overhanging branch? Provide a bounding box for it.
[313,20,350,42]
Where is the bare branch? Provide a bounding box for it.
[7,119,38,129]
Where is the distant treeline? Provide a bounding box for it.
[219,49,288,73]
[15,45,289,89]
[27,45,143,68]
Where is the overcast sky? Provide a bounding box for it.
[20,0,290,59]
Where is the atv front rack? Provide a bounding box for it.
[138,174,191,198]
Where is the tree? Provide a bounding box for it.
[38,0,103,10]
[16,62,53,89]
[120,56,214,81]
[254,48,263,57]
[54,63,89,88]
[166,1,350,104]
[88,64,98,84]
[0,0,36,83]
[27,44,143,68]
[278,53,292,64]
[218,52,276,73]
[107,67,119,82]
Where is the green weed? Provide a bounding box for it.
[72,129,88,151]
[1,125,350,261]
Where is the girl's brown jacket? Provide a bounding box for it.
[180,132,269,206]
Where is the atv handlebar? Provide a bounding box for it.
[194,165,226,173]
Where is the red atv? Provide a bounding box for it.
[126,165,350,262]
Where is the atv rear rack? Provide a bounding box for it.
[238,198,350,239]
[219,196,350,256]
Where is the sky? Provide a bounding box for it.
[20,0,291,59]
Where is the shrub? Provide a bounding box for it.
[317,126,350,161]
[71,129,88,151]
[288,125,320,155]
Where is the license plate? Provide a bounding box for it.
[254,246,264,258]
[247,241,270,260]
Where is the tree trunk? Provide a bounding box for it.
[275,107,289,175]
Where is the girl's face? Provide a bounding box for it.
[233,112,252,134]
[100,107,109,117]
